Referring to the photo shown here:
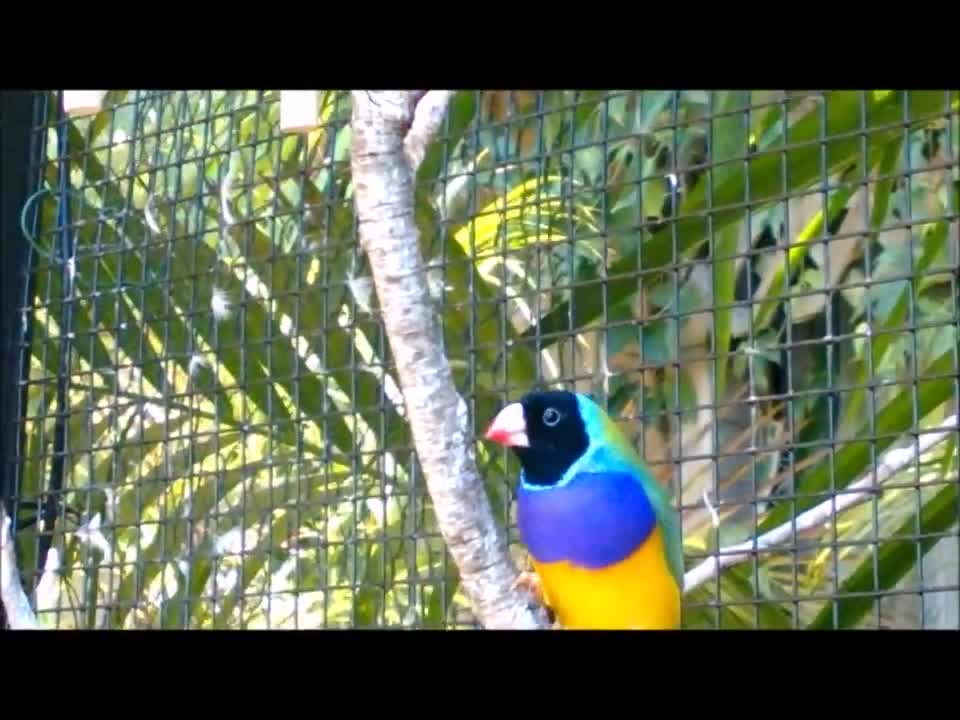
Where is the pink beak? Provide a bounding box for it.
[484,402,529,448]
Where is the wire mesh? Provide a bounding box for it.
[1,90,958,630]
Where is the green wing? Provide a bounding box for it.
[587,401,687,590]
[634,461,686,591]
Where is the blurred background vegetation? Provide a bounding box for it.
[6,90,959,629]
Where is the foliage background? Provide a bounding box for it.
[8,90,959,629]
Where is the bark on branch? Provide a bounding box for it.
[1,506,40,629]
[403,91,453,171]
[683,414,960,593]
[349,90,551,629]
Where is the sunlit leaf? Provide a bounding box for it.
[806,480,959,629]
[526,91,948,347]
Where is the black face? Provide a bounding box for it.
[512,391,589,487]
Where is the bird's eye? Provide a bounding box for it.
[542,407,562,427]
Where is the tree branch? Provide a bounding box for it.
[349,90,551,630]
[404,91,454,172]
[683,414,959,593]
[1,506,41,629]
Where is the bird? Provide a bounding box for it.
[484,390,684,629]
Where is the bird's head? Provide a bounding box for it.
[484,390,590,487]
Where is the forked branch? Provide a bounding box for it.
[349,90,551,630]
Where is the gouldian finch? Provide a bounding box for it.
[485,390,684,629]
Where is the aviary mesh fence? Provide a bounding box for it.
[1,90,958,630]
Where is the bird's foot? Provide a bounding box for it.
[513,569,562,628]
[514,570,561,627]
[513,570,545,606]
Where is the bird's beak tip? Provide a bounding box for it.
[484,402,528,448]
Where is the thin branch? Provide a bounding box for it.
[683,414,959,593]
[0,506,41,629]
[349,90,550,629]
[404,91,454,172]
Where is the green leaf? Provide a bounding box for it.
[836,134,906,428]
[634,91,675,134]
[424,551,462,628]
[871,214,950,359]
[727,564,795,629]
[416,91,476,193]
[648,277,705,314]
[806,480,960,629]
[752,175,865,331]
[524,91,948,348]
[109,433,245,627]
[713,221,739,403]
[55,123,205,424]
[710,91,751,190]
[682,565,794,629]
[844,216,952,432]
[749,92,794,149]
[758,349,957,534]
[603,303,679,372]
[708,92,751,403]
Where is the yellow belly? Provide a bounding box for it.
[533,526,682,630]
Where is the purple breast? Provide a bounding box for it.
[517,470,658,570]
